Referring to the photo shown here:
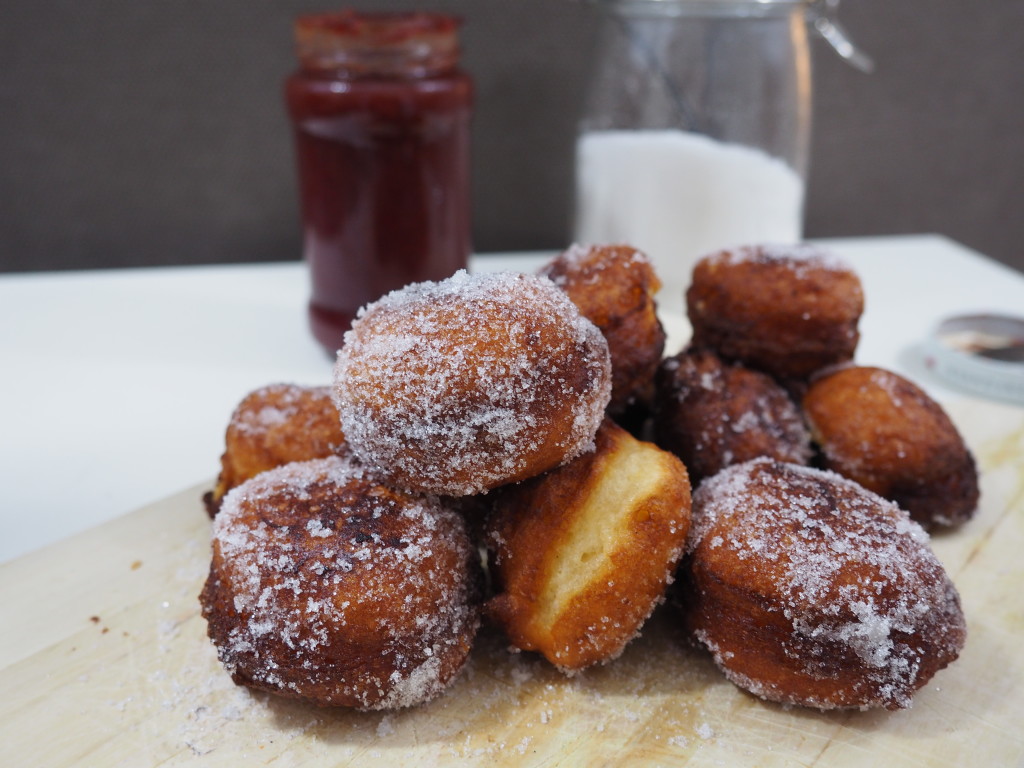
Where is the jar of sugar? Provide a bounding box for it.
[573,0,870,310]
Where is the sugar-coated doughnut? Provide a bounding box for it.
[654,348,811,485]
[332,270,612,496]
[483,419,691,672]
[199,456,480,710]
[687,244,864,382]
[683,458,966,710]
[204,383,348,516]
[539,244,666,416]
[803,365,979,528]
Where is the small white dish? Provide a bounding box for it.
[923,314,1024,404]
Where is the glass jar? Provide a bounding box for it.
[285,11,473,353]
[573,0,869,310]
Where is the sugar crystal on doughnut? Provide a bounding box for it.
[654,348,811,484]
[200,455,480,710]
[802,365,980,528]
[204,383,348,516]
[687,243,864,382]
[332,270,612,496]
[539,244,666,416]
[709,242,853,273]
[683,458,965,710]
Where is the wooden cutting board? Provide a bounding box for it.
[2,397,1023,767]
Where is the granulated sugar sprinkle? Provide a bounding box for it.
[688,458,965,709]
[331,270,611,496]
[706,243,854,276]
[208,456,478,710]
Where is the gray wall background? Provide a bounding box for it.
[2,1,1021,274]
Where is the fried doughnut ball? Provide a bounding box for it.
[687,244,864,381]
[654,348,812,485]
[683,458,966,711]
[803,366,979,528]
[200,456,480,710]
[332,270,612,496]
[203,383,348,516]
[483,419,691,672]
[539,244,666,415]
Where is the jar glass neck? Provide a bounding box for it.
[294,11,461,77]
[594,0,807,19]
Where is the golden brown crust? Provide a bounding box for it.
[686,245,864,381]
[205,383,347,516]
[332,271,612,496]
[540,244,666,415]
[483,420,691,671]
[683,458,966,710]
[200,456,480,710]
[802,365,979,528]
[653,348,812,485]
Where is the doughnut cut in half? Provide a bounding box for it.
[484,420,691,672]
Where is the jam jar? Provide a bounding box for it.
[285,11,473,352]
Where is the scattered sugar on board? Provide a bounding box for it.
[151,533,723,764]
[151,417,938,757]
[157,566,732,764]
[154,603,311,758]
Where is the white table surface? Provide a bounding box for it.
[2,234,1023,564]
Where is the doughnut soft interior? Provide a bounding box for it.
[484,419,691,672]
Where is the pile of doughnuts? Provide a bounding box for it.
[199,242,975,714]
[670,243,979,529]
[201,265,690,710]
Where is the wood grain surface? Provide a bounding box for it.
[2,398,1022,767]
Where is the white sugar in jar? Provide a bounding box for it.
[573,0,870,311]
[575,129,805,307]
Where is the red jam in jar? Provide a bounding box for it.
[285,11,473,352]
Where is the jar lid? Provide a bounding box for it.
[294,11,461,76]
[592,0,873,72]
[923,314,1024,405]
[592,0,808,8]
